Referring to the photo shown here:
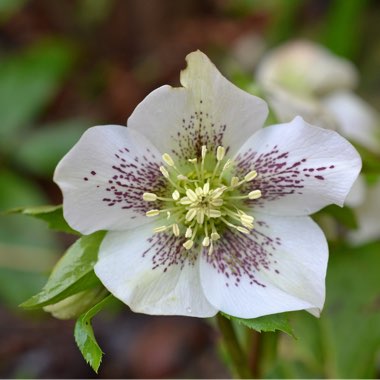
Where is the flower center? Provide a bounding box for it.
[143,145,261,255]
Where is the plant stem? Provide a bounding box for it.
[217,314,253,379]
[251,331,279,377]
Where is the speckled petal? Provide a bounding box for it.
[200,213,327,318]
[128,50,268,158]
[54,125,165,234]
[94,224,217,317]
[234,116,362,216]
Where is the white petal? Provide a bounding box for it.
[234,116,362,216]
[200,213,327,318]
[54,125,165,234]
[322,91,380,153]
[348,178,380,245]
[256,40,358,95]
[94,224,217,317]
[128,50,268,158]
[262,84,338,130]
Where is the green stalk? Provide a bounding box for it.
[217,313,253,379]
[250,331,279,377]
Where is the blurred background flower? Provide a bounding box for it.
[0,0,379,378]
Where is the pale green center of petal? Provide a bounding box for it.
[143,146,261,255]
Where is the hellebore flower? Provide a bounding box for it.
[54,51,361,319]
[256,40,380,153]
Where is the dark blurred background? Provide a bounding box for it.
[1,0,380,378]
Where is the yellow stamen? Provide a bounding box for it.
[244,170,257,182]
[143,192,157,201]
[172,223,180,236]
[146,209,160,217]
[172,190,180,200]
[162,153,175,167]
[183,240,194,250]
[216,146,225,161]
[248,190,262,199]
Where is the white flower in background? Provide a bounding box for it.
[348,178,380,245]
[322,91,380,154]
[256,40,380,154]
[256,40,358,97]
[54,51,361,319]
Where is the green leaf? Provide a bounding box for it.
[0,0,27,22]
[21,231,106,309]
[44,285,109,320]
[0,40,75,151]
[0,169,58,248]
[74,295,114,373]
[221,312,294,336]
[13,118,91,177]
[289,241,380,378]
[8,204,80,235]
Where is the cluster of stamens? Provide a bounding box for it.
[143,145,261,255]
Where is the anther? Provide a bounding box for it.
[211,198,223,207]
[211,232,220,240]
[240,214,254,225]
[143,192,157,201]
[172,190,180,200]
[236,226,250,234]
[186,189,198,202]
[172,223,180,236]
[201,145,207,159]
[208,209,222,218]
[146,209,160,217]
[211,186,226,199]
[159,166,169,178]
[196,209,205,224]
[162,153,175,167]
[177,174,188,181]
[185,208,197,222]
[185,227,193,238]
[216,146,225,161]
[244,170,257,182]
[248,190,262,199]
[195,187,203,197]
[179,197,192,205]
[183,240,194,250]
[202,236,210,247]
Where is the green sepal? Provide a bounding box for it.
[221,312,294,337]
[20,231,106,309]
[44,285,109,320]
[74,295,115,373]
[7,204,80,235]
